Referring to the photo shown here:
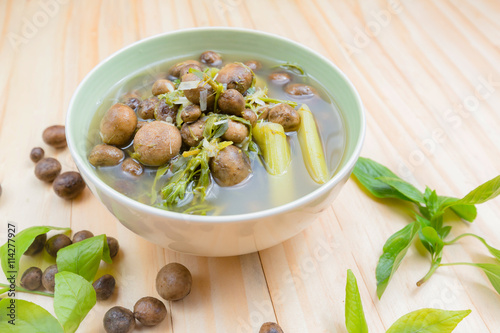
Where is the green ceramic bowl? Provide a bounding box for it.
[66,27,365,256]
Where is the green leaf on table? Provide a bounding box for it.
[467,235,500,261]
[420,226,444,256]
[376,221,420,298]
[416,216,433,254]
[438,226,452,239]
[345,270,369,333]
[424,187,439,217]
[455,175,500,205]
[0,226,70,280]
[54,271,97,333]
[437,196,477,222]
[0,298,64,333]
[376,177,424,204]
[386,308,471,333]
[56,234,111,282]
[353,158,422,203]
[472,263,500,294]
[439,175,500,218]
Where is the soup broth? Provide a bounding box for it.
[88,52,345,215]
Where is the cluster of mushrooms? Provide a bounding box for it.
[89,50,318,194]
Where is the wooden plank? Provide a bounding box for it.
[0,0,499,332]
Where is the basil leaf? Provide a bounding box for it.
[203,114,217,138]
[420,226,444,256]
[472,263,500,294]
[416,215,431,228]
[456,175,500,204]
[386,308,471,333]
[438,226,452,239]
[0,226,70,280]
[376,221,420,298]
[450,205,477,222]
[418,205,431,220]
[189,67,205,80]
[345,270,369,333]
[0,298,64,333]
[248,140,260,154]
[440,175,500,213]
[465,235,500,261]
[353,158,419,202]
[56,235,111,282]
[415,216,434,254]
[54,271,97,333]
[424,188,439,217]
[376,177,424,204]
[212,120,229,139]
[437,196,477,222]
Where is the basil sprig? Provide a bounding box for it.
[0,226,114,332]
[353,157,500,298]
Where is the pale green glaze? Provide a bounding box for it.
[66,28,365,255]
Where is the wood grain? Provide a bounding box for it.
[1,0,499,332]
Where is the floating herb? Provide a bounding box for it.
[272,62,305,75]
[160,139,232,210]
[245,86,298,108]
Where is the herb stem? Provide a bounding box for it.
[416,261,440,286]
[260,97,298,108]
[444,233,477,246]
[439,262,476,267]
[199,72,219,91]
[0,283,54,297]
[205,78,219,91]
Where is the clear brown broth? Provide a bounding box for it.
[88,52,346,215]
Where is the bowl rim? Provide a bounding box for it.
[66,26,366,224]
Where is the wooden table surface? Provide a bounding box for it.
[1,0,500,332]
